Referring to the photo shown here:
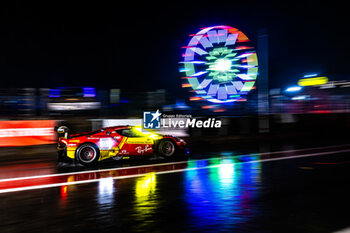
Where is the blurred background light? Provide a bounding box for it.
[298,76,328,86]
[285,86,302,92]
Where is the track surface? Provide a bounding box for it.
[1,144,350,233]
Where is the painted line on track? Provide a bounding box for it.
[1,143,350,183]
[0,145,350,194]
[333,227,350,233]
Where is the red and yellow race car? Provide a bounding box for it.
[57,125,189,165]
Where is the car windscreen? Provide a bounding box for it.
[116,128,144,137]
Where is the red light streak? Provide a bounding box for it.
[235,46,253,50]
[201,105,214,109]
[61,185,67,198]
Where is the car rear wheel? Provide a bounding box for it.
[76,143,99,165]
[158,139,176,157]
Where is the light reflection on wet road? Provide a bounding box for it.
[1,148,350,232]
[184,158,261,232]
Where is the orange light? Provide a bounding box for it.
[182,83,192,88]
[235,46,253,50]
[201,105,214,109]
[213,109,226,112]
[189,97,202,101]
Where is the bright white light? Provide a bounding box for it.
[98,178,114,205]
[99,178,114,195]
[292,95,308,100]
[47,102,100,111]
[285,86,302,92]
[213,59,232,72]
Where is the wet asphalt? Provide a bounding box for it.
[0,144,350,233]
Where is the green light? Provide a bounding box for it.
[205,47,239,83]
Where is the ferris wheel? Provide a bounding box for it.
[180,25,258,103]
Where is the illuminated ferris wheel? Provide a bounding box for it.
[180,25,258,103]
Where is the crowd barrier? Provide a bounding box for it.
[0,120,56,147]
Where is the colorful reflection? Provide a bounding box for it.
[60,185,68,199]
[184,157,261,230]
[133,172,158,227]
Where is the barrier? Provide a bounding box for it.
[0,120,56,147]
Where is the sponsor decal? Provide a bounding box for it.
[135,145,152,154]
[126,138,153,144]
[118,150,129,155]
[69,140,80,143]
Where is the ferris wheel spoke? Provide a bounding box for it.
[226,84,237,94]
[190,47,208,56]
[218,86,228,100]
[232,81,244,90]
[236,74,255,80]
[225,33,238,46]
[197,79,212,89]
[217,29,228,43]
[208,84,219,95]
[199,36,213,49]
[190,71,208,77]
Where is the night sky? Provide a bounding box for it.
[0,1,349,93]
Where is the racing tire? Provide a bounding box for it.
[76,143,100,166]
[158,139,176,158]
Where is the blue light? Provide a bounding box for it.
[119,99,130,103]
[303,73,318,78]
[83,87,96,97]
[285,86,302,92]
[49,89,60,98]
[184,157,262,230]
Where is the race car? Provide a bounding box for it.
[56,125,189,165]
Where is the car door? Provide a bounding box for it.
[117,128,154,155]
